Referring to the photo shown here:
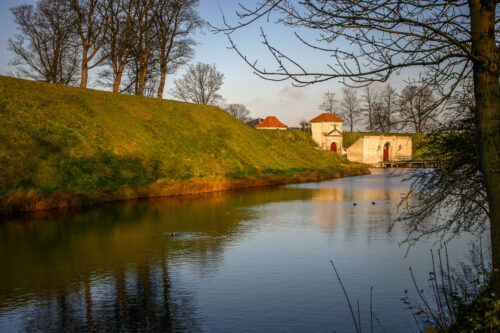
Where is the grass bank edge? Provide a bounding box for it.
[0,165,369,213]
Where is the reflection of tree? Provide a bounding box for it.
[21,259,200,332]
[1,186,316,330]
[160,256,173,332]
[23,290,86,332]
[85,279,92,331]
[115,266,128,331]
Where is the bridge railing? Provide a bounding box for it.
[379,160,440,168]
[392,155,412,161]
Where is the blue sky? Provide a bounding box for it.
[0,0,405,126]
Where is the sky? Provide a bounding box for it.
[0,0,407,127]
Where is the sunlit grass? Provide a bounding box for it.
[0,76,364,210]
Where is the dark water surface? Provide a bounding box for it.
[0,169,482,332]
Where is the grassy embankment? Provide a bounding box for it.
[343,131,426,159]
[0,76,368,213]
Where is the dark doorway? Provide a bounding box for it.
[330,142,337,152]
[383,142,390,161]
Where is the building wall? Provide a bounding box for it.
[345,137,365,162]
[394,136,412,160]
[361,137,384,164]
[311,122,327,148]
[256,127,287,130]
[346,136,412,164]
[325,136,343,153]
[311,121,343,150]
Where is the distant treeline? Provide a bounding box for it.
[314,83,475,135]
[8,0,203,98]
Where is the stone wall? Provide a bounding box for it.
[346,136,412,164]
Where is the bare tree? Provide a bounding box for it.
[361,86,379,131]
[318,91,337,114]
[367,85,399,133]
[153,0,202,99]
[9,0,202,96]
[118,0,201,97]
[339,87,361,132]
[66,0,111,88]
[120,54,159,96]
[445,80,476,123]
[100,0,139,93]
[9,0,79,85]
[127,0,156,96]
[215,0,500,293]
[399,85,439,133]
[380,85,399,133]
[299,119,311,131]
[371,100,388,132]
[170,62,224,105]
[395,89,486,247]
[225,103,250,121]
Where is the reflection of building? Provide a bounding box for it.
[308,176,408,230]
[346,136,412,164]
[255,116,288,130]
[311,187,344,202]
[310,113,344,153]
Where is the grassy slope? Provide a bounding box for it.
[0,76,364,209]
[343,131,426,159]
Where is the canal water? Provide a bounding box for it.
[0,169,483,332]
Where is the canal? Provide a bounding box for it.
[0,169,484,332]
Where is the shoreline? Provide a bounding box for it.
[0,167,370,214]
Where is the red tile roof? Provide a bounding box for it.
[255,116,288,128]
[310,113,344,123]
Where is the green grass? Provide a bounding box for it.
[343,131,427,160]
[0,76,360,204]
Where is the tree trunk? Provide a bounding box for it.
[81,65,88,88]
[113,64,126,93]
[137,65,147,96]
[113,72,122,93]
[470,0,500,296]
[157,71,166,99]
[80,47,89,88]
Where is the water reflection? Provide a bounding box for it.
[287,169,407,233]
[0,170,482,332]
[16,263,200,332]
[0,187,318,331]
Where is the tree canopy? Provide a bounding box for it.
[170,62,224,105]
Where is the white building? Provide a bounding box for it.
[310,113,344,152]
[255,116,288,130]
[346,135,412,164]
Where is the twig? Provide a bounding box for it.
[357,299,362,333]
[374,313,388,333]
[438,246,456,320]
[330,260,360,333]
[370,286,373,333]
[430,249,447,327]
[409,267,441,326]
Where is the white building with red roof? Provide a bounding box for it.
[255,116,288,130]
[310,113,344,153]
